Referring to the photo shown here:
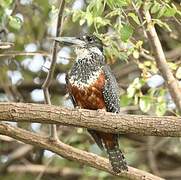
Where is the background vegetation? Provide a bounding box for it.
[0,0,181,179]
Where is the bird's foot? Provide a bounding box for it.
[75,106,82,109]
[96,109,106,113]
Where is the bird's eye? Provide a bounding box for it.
[86,36,93,42]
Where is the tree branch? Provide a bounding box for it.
[0,122,164,180]
[0,102,181,137]
[42,0,65,139]
[7,165,81,178]
[144,10,181,113]
[0,144,33,173]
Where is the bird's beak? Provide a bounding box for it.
[53,37,85,47]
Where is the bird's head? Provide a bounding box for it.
[54,35,103,56]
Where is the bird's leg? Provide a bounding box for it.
[75,106,82,109]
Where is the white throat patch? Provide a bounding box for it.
[75,48,90,60]
[70,46,103,89]
[75,47,103,60]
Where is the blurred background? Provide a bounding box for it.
[0,0,181,179]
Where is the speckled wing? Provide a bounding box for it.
[101,65,128,172]
[102,64,120,113]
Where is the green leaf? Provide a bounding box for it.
[157,6,166,18]
[164,7,176,17]
[151,2,160,14]
[0,0,13,7]
[144,1,152,12]
[128,13,140,25]
[116,0,130,7]
[176,67,181,79]
[172,3,181,17]
[132,77,145,89]
[106,0,114,9]
[79,18,86,26]
[127,85,136,98]
[176,10,181,17]
[72,10,83,22]
[86,0,104,16]
[94,17,110,28]
[105,9,120,18]
[85,11,93,26]
[9,16,22,30]
[133,50,139,59]
[120,25,133,42]
[120,95,132,106]
[156,101,166,116]
[106,0,130,9]
[139,96,151,112]
[95,0,105,15]
[154,19,172,32]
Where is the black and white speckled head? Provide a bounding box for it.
[78,35,103,52]
[54,35,104,57]
[54,35,105,88]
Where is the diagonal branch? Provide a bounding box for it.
[144,10,181,113]
[0,122,164,180]
[0,102,181,136]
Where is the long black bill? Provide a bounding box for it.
[53,37,85,47]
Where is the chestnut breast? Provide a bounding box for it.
[68,73,106,110]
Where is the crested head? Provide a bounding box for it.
[74,34,104,59]
[78,34,103,52]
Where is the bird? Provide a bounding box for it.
[54,35,128,173]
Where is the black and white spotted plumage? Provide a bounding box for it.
[102,64,120,113]
[60,35,128,173]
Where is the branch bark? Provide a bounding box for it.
[0,102,181,136]
[0,122,164,180]
[144,10,181,113]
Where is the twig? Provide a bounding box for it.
[0,42,14,49]
[7,165,81,178]
[0,144,33,173]
[0,123,164,180]
[0,81,66,96]
[0,51,50,57]
[0,135,14,142]
[160,167,181,179]
[42,0,65,140]
[132,0,147,38]
[0,102,181,136]
[35,156,54,180]
[147,137,160,176]
[144,10,181,113]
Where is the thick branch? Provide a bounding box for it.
[144,10,181,113]
[0,102,181,136]
[0,123,164,180]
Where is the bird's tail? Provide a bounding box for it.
[103,134,128,173]
[88,130,128,173]
[106,145,128,173]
